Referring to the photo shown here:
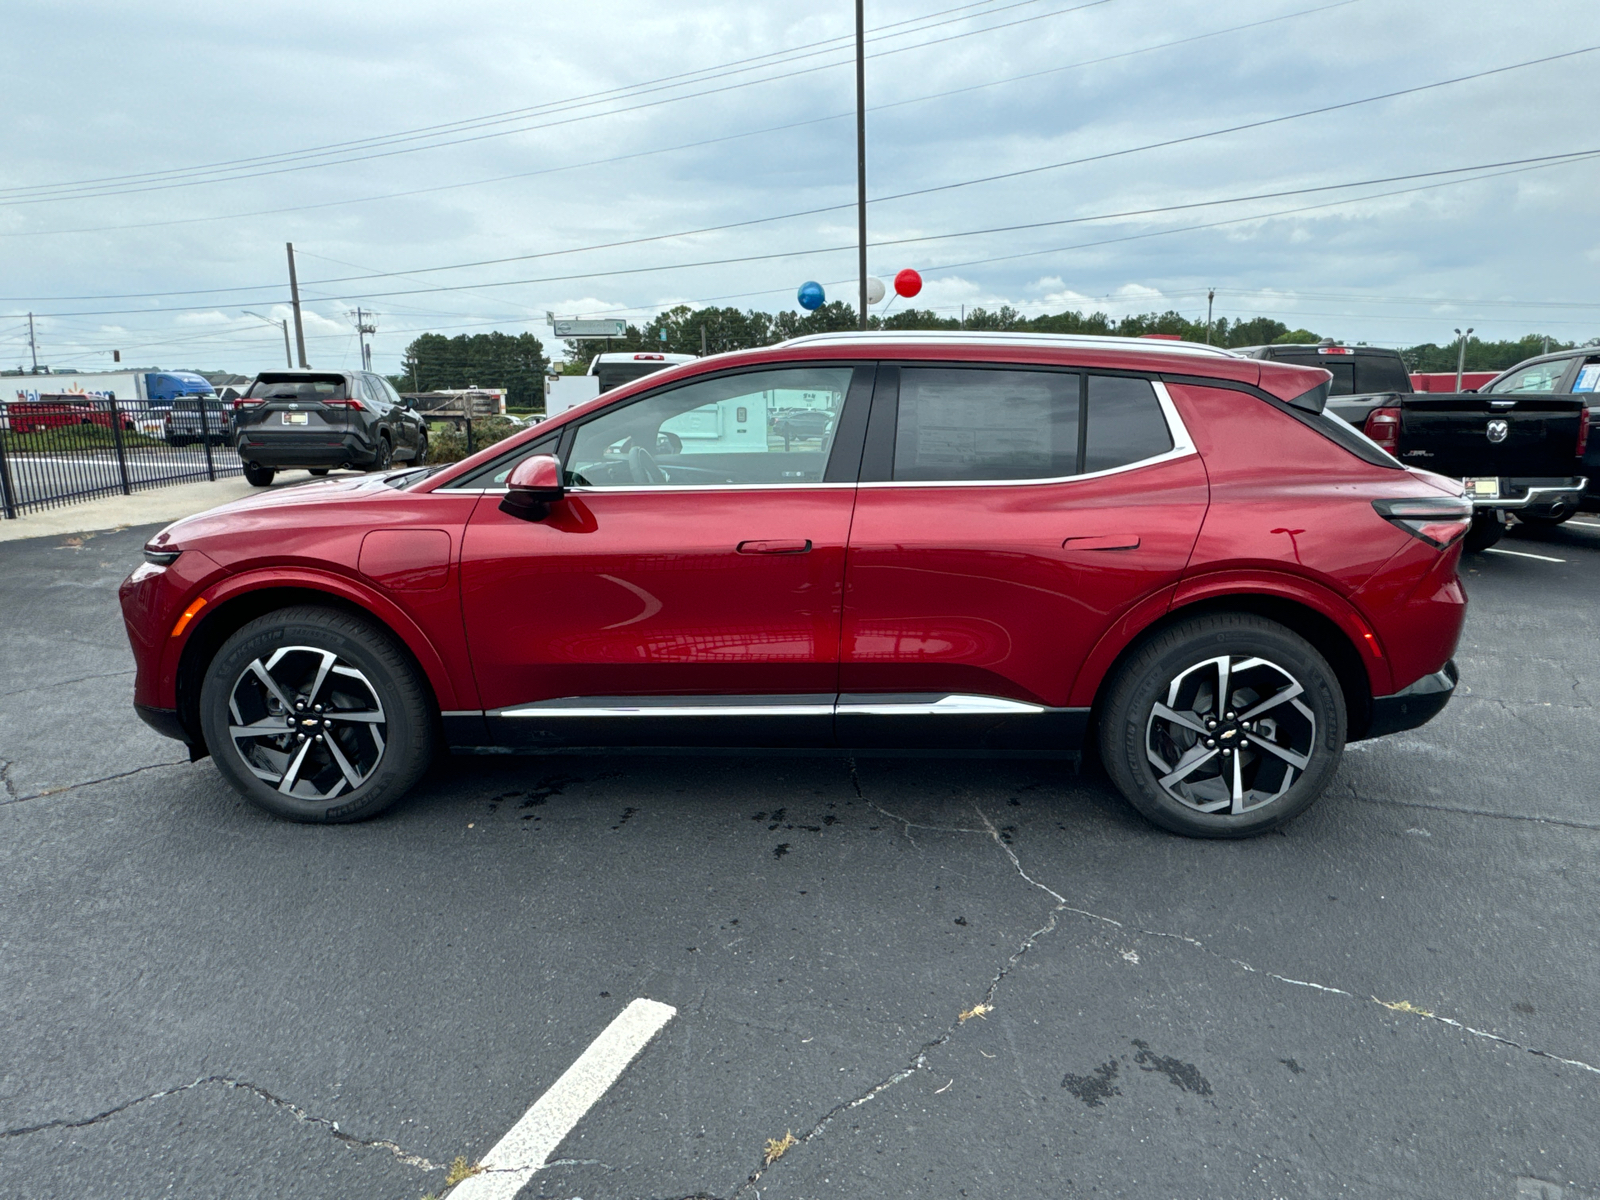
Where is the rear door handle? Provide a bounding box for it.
[1062,534,1141,551]
[737,539,813,555]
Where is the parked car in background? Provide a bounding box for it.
[125,332,1469,839]
[162,396,230,447]
[1240,342,1588,550]
[1474,346,1600,521]
[230,370,429,486]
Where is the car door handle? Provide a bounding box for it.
[737,539,813,555]
[1062,534,1141,551]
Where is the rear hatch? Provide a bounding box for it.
[234,373,353,436]
[1396,395,1586,477]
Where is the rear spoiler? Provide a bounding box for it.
[1285,380,1330,414]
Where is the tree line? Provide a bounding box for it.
[392,311,1586,409]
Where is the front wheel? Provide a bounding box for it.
[243,464,275,487]
[1099,613,1346,838]
[413,435,428,465]
[198,606,435,822]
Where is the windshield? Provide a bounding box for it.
[247,374,349,401]
[594,362,671,393]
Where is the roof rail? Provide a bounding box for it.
[774,330,1239,358]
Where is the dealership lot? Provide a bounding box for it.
[2,519,1598,1199]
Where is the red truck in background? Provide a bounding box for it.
[3,396,136,434]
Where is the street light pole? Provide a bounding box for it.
[1205,289,1215,344]
[1454,326,1474,391]
[244,311,293,368]
[286,243,309,368]
[855,0,868,331]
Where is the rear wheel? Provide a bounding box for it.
[243,464,275,487]
[1463,509,1505,552]
[1099,613,1346,838]
[198,606,435,822]
[366,435,393,472]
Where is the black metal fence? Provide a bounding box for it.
[0,396,242,519]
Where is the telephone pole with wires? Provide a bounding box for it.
[27,312,39,373]
[350,308,378,372]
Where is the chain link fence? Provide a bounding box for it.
[0,395,242,519]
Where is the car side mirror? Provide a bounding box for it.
[499,454,565,521]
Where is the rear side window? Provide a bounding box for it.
[1486,360,1567,394]
[1084,375,1172,472]
[893,368,1078,482]
[1574,359,1600,393]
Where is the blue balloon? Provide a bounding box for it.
[797,281,825,311]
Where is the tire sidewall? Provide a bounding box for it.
[1103,617,1346,838]
[199,609,429,822]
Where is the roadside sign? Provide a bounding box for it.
[551,318,627,338]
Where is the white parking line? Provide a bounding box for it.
[448,997,676,1199]
[1484,547,1567,563]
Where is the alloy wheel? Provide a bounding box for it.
[1144,654,1316,815]
[227,645,387,800]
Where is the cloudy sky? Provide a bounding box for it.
[3,0,1598,376]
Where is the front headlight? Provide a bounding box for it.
[143,546,181,566]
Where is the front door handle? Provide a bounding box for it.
[737,539,813,555]
[1062,534,1140,551]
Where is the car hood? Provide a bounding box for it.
[145,474,407,552]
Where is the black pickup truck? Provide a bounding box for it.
[1239,343,1589,551]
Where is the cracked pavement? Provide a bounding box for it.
[1,519,1598,1199]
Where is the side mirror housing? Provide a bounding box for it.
[499,454,565,520]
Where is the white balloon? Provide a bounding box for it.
[865,276,886,305]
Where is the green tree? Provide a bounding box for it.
[394,331,548,409]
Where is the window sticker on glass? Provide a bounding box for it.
[1574,363,1600,393]
[893,368,1078,482]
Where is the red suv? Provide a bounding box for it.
[120,334,1470,837]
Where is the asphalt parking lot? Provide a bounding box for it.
[2,516,1598,1200]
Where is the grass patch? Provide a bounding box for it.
[1,425,166,453]
[763,1130,799,1165]
[443,1156,484,1186]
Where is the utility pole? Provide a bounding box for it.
[27,312,39,372]
[244,311,293,367]
[855,0,868,331]
[1205,289,1215,344]
[286,242,309,368]
[1454,327,1473,391]
[350,307,377,371]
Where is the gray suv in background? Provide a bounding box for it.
[232,370,428,486]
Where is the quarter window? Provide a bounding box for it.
[567,367,853,487]
[1084,375,1173,473]
[892,368,1078,482]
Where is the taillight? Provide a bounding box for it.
[323,398,365,411]
[1577,408,1591,458]
[1364,406,1401,453]
[1372,496,1473,549]
[232,398,262,410]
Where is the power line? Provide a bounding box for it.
[0,0,1118,207]
[24,146,1599,319]
[0,0,1356,241]
[11,38,1589,308]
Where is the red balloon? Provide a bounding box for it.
[893,268,923,298]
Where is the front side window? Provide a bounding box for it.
[1487,360,1566,394]
[892,368,1078,482]
[567,367,852,487]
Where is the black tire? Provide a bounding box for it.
[1463,509,1505,553]
[198,605,435,823]
[413,435,428,465]
[366,435,393,472]
[243,464,275,487]
[308,468,330,476]
[1098,613,1346,838]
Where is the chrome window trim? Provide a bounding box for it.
[836,695,1047,716]
[499,703,837,718]
[431,380,1197,494]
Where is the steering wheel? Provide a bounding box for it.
[626,444,667,484]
